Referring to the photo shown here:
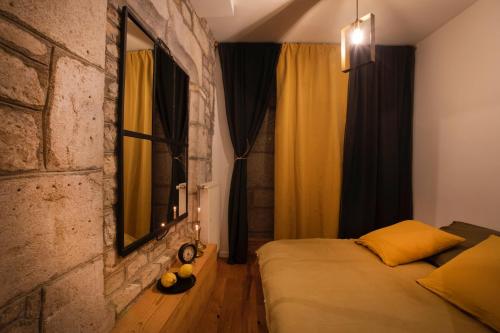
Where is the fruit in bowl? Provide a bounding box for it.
[160,272,177,288]
[178,264,193,278]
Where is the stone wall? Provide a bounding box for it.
[102,0,216,320]
[247,107,275,254]
[0,0,216,331]
[0,0,112,331]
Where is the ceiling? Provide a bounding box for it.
[190,0,477,44]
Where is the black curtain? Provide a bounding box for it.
[219,43,281,264]
[339,45,415,239]
[155,48,189,222]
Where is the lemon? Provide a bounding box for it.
[178,264,193,278]
[160,272,177,287]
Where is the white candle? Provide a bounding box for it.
[173,206,177,219]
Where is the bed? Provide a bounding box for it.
[257,238,493,333]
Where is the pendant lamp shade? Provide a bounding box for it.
[341,12,375,72]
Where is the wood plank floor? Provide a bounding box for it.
[195,255,268,333]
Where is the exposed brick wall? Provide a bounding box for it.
[0,0,216,331]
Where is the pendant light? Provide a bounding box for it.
[340,0,375,72]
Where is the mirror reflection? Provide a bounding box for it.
[118,7,189,256]
[123,16,157,247]
[124,17,154,135]
[154,46,189,223]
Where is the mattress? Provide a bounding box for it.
[257,238,492,333]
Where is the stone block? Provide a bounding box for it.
[104,208,116,247]
[181,2,192,28]
[138,263,161,287]
[43,258,110,333]
[0,47,48,109]
[0,18,50,64]
[104,154,117,177]
[151,0,170,20]
[251,189,274,208]
[109,283,142,314]
[189,88,202,124]
[202,75,211,96]
[139,241,156,254]
[154,255,174,270]
[105,55,119,78]
[0,104,41,173]
[104,122,117,152]
[127,0,168,38]
[149,243,167,261]
[105,267,125,296]
[247,152,274,188]
[104,177,117,207]
[103,99,117,124]
[0,297,23,328]
[248,208,274,234]
[0,0,107,67]
[1,319,38,333]
[103,248,118,273]
[252,112,275,153]
[261,109,276,134]
[252,129,274,154]
[107,5,120,27]
[0,172,103,306]
[105,76,118,100]
[106,20,120,46]
[46,54,104,171]
[106,41,119,60]
[104,248,138,276]
[193,18,210,56]
[189,126,209,159]
[126,254,147,279]
[166,1,202,85]
[24,291,41,320]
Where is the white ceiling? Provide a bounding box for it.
[191,0,477,44]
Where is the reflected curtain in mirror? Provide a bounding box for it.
[275,43,348,240]
[123,49,154,245]
[124,50,154,133]
[155,48,189,220]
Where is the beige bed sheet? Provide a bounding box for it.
[257,239,492,333]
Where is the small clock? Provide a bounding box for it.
[178,243,196,264]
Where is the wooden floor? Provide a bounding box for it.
[195,255,268,333]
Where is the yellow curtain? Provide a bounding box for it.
[123,50,153,243]
[275,43,348,239]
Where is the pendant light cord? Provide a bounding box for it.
[355,0,359,26]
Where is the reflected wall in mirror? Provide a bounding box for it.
[118,7,189,256]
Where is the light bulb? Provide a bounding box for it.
[351,27,363,45]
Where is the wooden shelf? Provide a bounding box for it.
[113,244,217,333]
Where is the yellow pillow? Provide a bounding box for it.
[417,235,500,332]
[356,220,465,266]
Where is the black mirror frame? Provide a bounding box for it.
[116,6,189,257]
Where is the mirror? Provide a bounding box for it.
[154,45,189,222]
[117,7,189,256]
